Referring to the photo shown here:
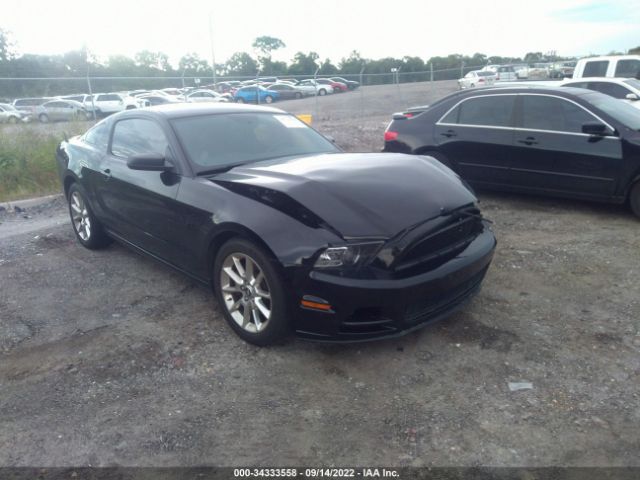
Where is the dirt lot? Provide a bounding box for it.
[1,81,639,468]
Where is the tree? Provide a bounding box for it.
[224,52,258,77]
[288,52,319,76]
[135,50,171,72]
[252,36,286,57]
[0,28,15,62]
[524,52,544,64]
[338,50,366,75]
[319,59,338,75]
[179,53,211,76]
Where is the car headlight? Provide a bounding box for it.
[314,242,383,268]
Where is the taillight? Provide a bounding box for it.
[479,78,485,83]
[384,131,398,141]
[403,112,414,118]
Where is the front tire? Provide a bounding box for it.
[629,181,640,218]
[213,239,289,345]
[39,113,49,123]
[236,97,245,103]
[318,89,326,96]
[67,183,112,249]
[295,92,302,99]
[264,95,273,104]
[8,116,18,124]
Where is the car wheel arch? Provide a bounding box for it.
[206,224,281,288]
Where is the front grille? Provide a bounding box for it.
[394,208,483,274]
[404,267,487,326]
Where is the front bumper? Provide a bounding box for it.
[290,226,496,342]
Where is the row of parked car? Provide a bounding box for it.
[0,76,361,124]
[458,55,640,90]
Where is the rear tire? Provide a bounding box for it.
[295,92,302,99]
[67,183,112,249]
[8,116,18,124]
[264,95,273,104]
[629,181,640,218]
[213,238,290,346]
[39,113,49,123]
[236,97,245,103]
[318,89,326,96]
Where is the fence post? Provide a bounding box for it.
[460,61,464,79]
[359,66,365,118]
[85,73,96,122]
[256,69,261,105]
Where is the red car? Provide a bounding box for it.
[316,78,348,92]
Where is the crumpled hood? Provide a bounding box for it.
[210,153,477,238]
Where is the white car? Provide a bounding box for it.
[562,77,640,109]
[457,70,496,89]
[572,55,640,79]
[89,93,146,114]
[296,79,333,96]
[181,90,229,103]
[0,103,29,123]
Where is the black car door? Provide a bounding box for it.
[434,94,517,186]
[94,117,186,265]
[510,94,622,198]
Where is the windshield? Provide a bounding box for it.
[623,79,640,90]
[585,92,640,130]
[171,112,340,173]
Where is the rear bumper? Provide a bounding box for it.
[290,225,496,342]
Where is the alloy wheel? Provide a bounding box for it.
[220,253,272,333]
[70,191,91,241]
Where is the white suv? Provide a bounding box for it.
[89,93,146,114]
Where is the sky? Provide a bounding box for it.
[2,0,639,67]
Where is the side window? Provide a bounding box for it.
[614,60,640,78]
[521,96,597,133]
[111,118,168,158]
[566,82,588,89]
[456,96,515,127]
[83,121,110,151]
[583,60,609,77]
[590,82,630,99]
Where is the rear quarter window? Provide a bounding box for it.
[614,59,640,78]
[583,60,609,77]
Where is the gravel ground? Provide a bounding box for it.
[1,81,639,468]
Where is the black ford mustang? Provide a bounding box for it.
[56,103,496,345]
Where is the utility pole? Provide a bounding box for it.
[208,12,217,86]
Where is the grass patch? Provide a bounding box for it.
[0,122,88,202]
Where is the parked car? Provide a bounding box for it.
[549,61,576,79]
[457,71,496,89]
[138,94,182,106]
[330,77,360,90]
[512,64,529,79]
[495,65,518,82]
[61,94,99,114]
[55,103,496,344]
[562,78,640,109]
[0,103,29,123]
[297,79,333,96]
[35,99,90,122]
[573,55,640,80]
[263,83,305,100]
[234,86,279,104]
[316,78,348,92]
[160,88,184,96]
[383,86,640,217]
[182,90,229,103]
[91,93,146,114]
[12,97,50,115]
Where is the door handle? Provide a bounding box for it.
[102,168,112,180]
[517,137,538,146]
[441,130,457,138]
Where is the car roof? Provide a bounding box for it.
[118,102,285,119]
[564,77,634,84]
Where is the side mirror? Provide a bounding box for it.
[127,153,172,171]
[625,93,639,101]
[582,122,610,136]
